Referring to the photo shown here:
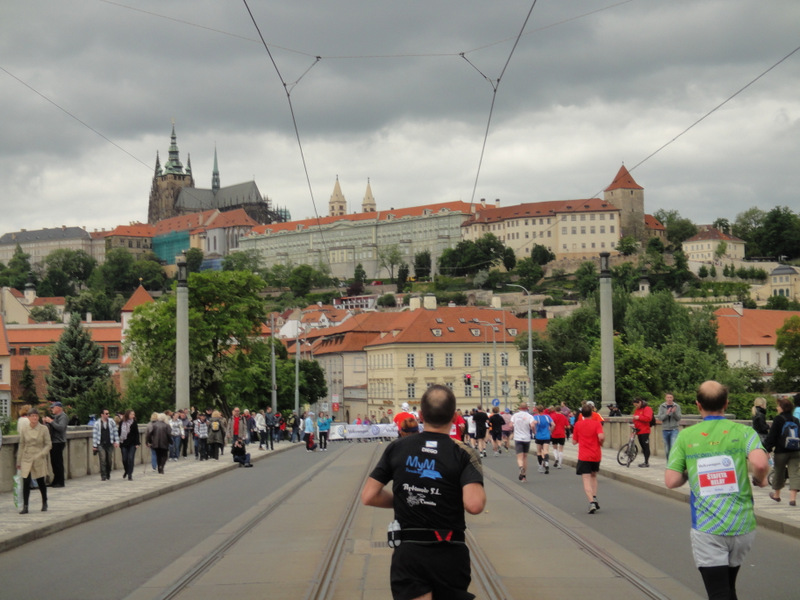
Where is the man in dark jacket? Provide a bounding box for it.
[44,402,69,487]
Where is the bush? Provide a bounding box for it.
[377,293,397,307]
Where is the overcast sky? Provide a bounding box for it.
[2,0,798,236]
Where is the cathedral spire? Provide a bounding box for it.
[186,153,192,176]
[154,151,162,177]
[163,123,184,174]
[212,145,220,192]
[329,175,347,216]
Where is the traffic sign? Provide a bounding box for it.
[492,398,500,407]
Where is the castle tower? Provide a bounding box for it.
[148,124,195,224]
[362,178,376,213]
[604,164,645,240]
[329,176,347,216]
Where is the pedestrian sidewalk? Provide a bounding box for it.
[557,439,800,539]
[0,443,292,554]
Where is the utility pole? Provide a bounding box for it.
[175,253,189,412]
[599,252,615,407]
[270,313,277,413]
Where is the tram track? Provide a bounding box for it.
[483,469,673,600]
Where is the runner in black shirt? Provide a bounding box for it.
[488,406,506,456]
[362,384,485,600]
[472,407,489,457]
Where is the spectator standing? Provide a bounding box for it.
[317,411,332,450]
[93,408,120,481]
[226,407,247,444]
[265,406,278,449]
[657,393,682,461]
[169,412,184,461]
[194,413,209,460]
[632,398,653,468]
[764,396,800,506]
[44,401,68,487]
[665,381,768,600]
[751,397,769,445]
[118,409,140,481]
[304,411,317,452]
[572,404,605,513]
[207,410,225,460]
[180,410,192,458]
[256,410,267,450]
[145,412,159,471]
[361,384,485,600]
[17,409,51,513]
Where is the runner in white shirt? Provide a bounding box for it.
[511,403,536,482]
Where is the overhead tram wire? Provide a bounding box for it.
[1,66,151,171]
[588,43,800,199]
[464,0,540,208]
[242,0,333,276]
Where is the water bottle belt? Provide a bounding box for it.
[397,528,465,543]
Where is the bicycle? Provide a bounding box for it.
[617,425,639,467]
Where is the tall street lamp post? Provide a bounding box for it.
[175,252,190,412]
[506,284,534,406]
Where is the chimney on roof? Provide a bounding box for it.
[495,198,500,206]
[409,297,421,311]
[480,198,486,208]
[86,311,92,323]
[423,294,436,310]
[491,296,502,309]
[62,225,66,230]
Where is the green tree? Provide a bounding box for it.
[91,247,137,293]
[298,359,328,406]
[574,261,598,299]
[530,244,555,266]
[132,255,167,291]
[413,251,432,279]
[45,312,111,419]
[773,315,800,391]
[713,218,731,234]
[0,245,33,289]
[396,262,410,292]
[715,241,728,260]
[30,304,61,322]
[697,265,709,279]
[348,263,366,296]
[378,245,403,281]
[288,264,316,298]
[126,270,268,415]
[39,249,96,296]
[185,248,205,273]
[653,209,698,247]
[66,289,126,322]
[732,207,766,257]
[515,258,543,291]
[646,237,665,255]
[616,236,638,256]
[502,247,516,271]
[223,248,263,274]
[18,358,39,405]
[753,206,800,260]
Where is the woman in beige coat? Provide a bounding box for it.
[16,409,52,513]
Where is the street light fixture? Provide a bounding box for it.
[506,284,534,406]
[175,252,189,412]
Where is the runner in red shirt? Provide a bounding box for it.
[572,404,605,514]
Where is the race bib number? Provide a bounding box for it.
[697,455,739,497]
[450,423,458,436]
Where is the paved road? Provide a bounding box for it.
[1,438,799,599]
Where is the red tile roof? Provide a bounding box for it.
[204,208,259,229]
[715,307,800,347]
[685,228,744,244]
[604,165,643,191]
[121,285,155,312]
[153,210,218,236]
[6,324,122,345]
[106,223,156,238]
[644,214,665,231]
[463,198,617,226]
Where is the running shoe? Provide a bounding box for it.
[518,467,525,481]
[545,466,549,475]
[638,462,650,468]
[593,497,600,510]
[588,502,598,514]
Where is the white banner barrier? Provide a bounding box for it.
[328,423,399,441]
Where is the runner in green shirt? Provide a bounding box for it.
[665,380,769,600]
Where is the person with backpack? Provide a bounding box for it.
[632,397,654,468]
[207,410,225,460]
[764,396,800,506]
